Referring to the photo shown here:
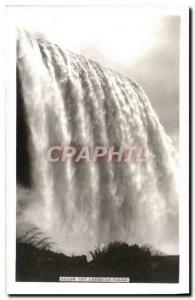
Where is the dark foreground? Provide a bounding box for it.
[16,241,179,283]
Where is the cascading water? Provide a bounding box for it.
[17,29,179,256]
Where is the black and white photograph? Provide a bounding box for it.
[5,3,190,295]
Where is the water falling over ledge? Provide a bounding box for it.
[16,29,179,256]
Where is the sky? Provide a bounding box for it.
[16,7,180,149]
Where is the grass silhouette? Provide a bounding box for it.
[16,235,179,283]
[17,227,56,251]
[90,242,156,263]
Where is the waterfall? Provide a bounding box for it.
[16,29,179,256]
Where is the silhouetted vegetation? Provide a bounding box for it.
[90,242,155,263]
[16,237,179,283]
[17,227,56,251]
